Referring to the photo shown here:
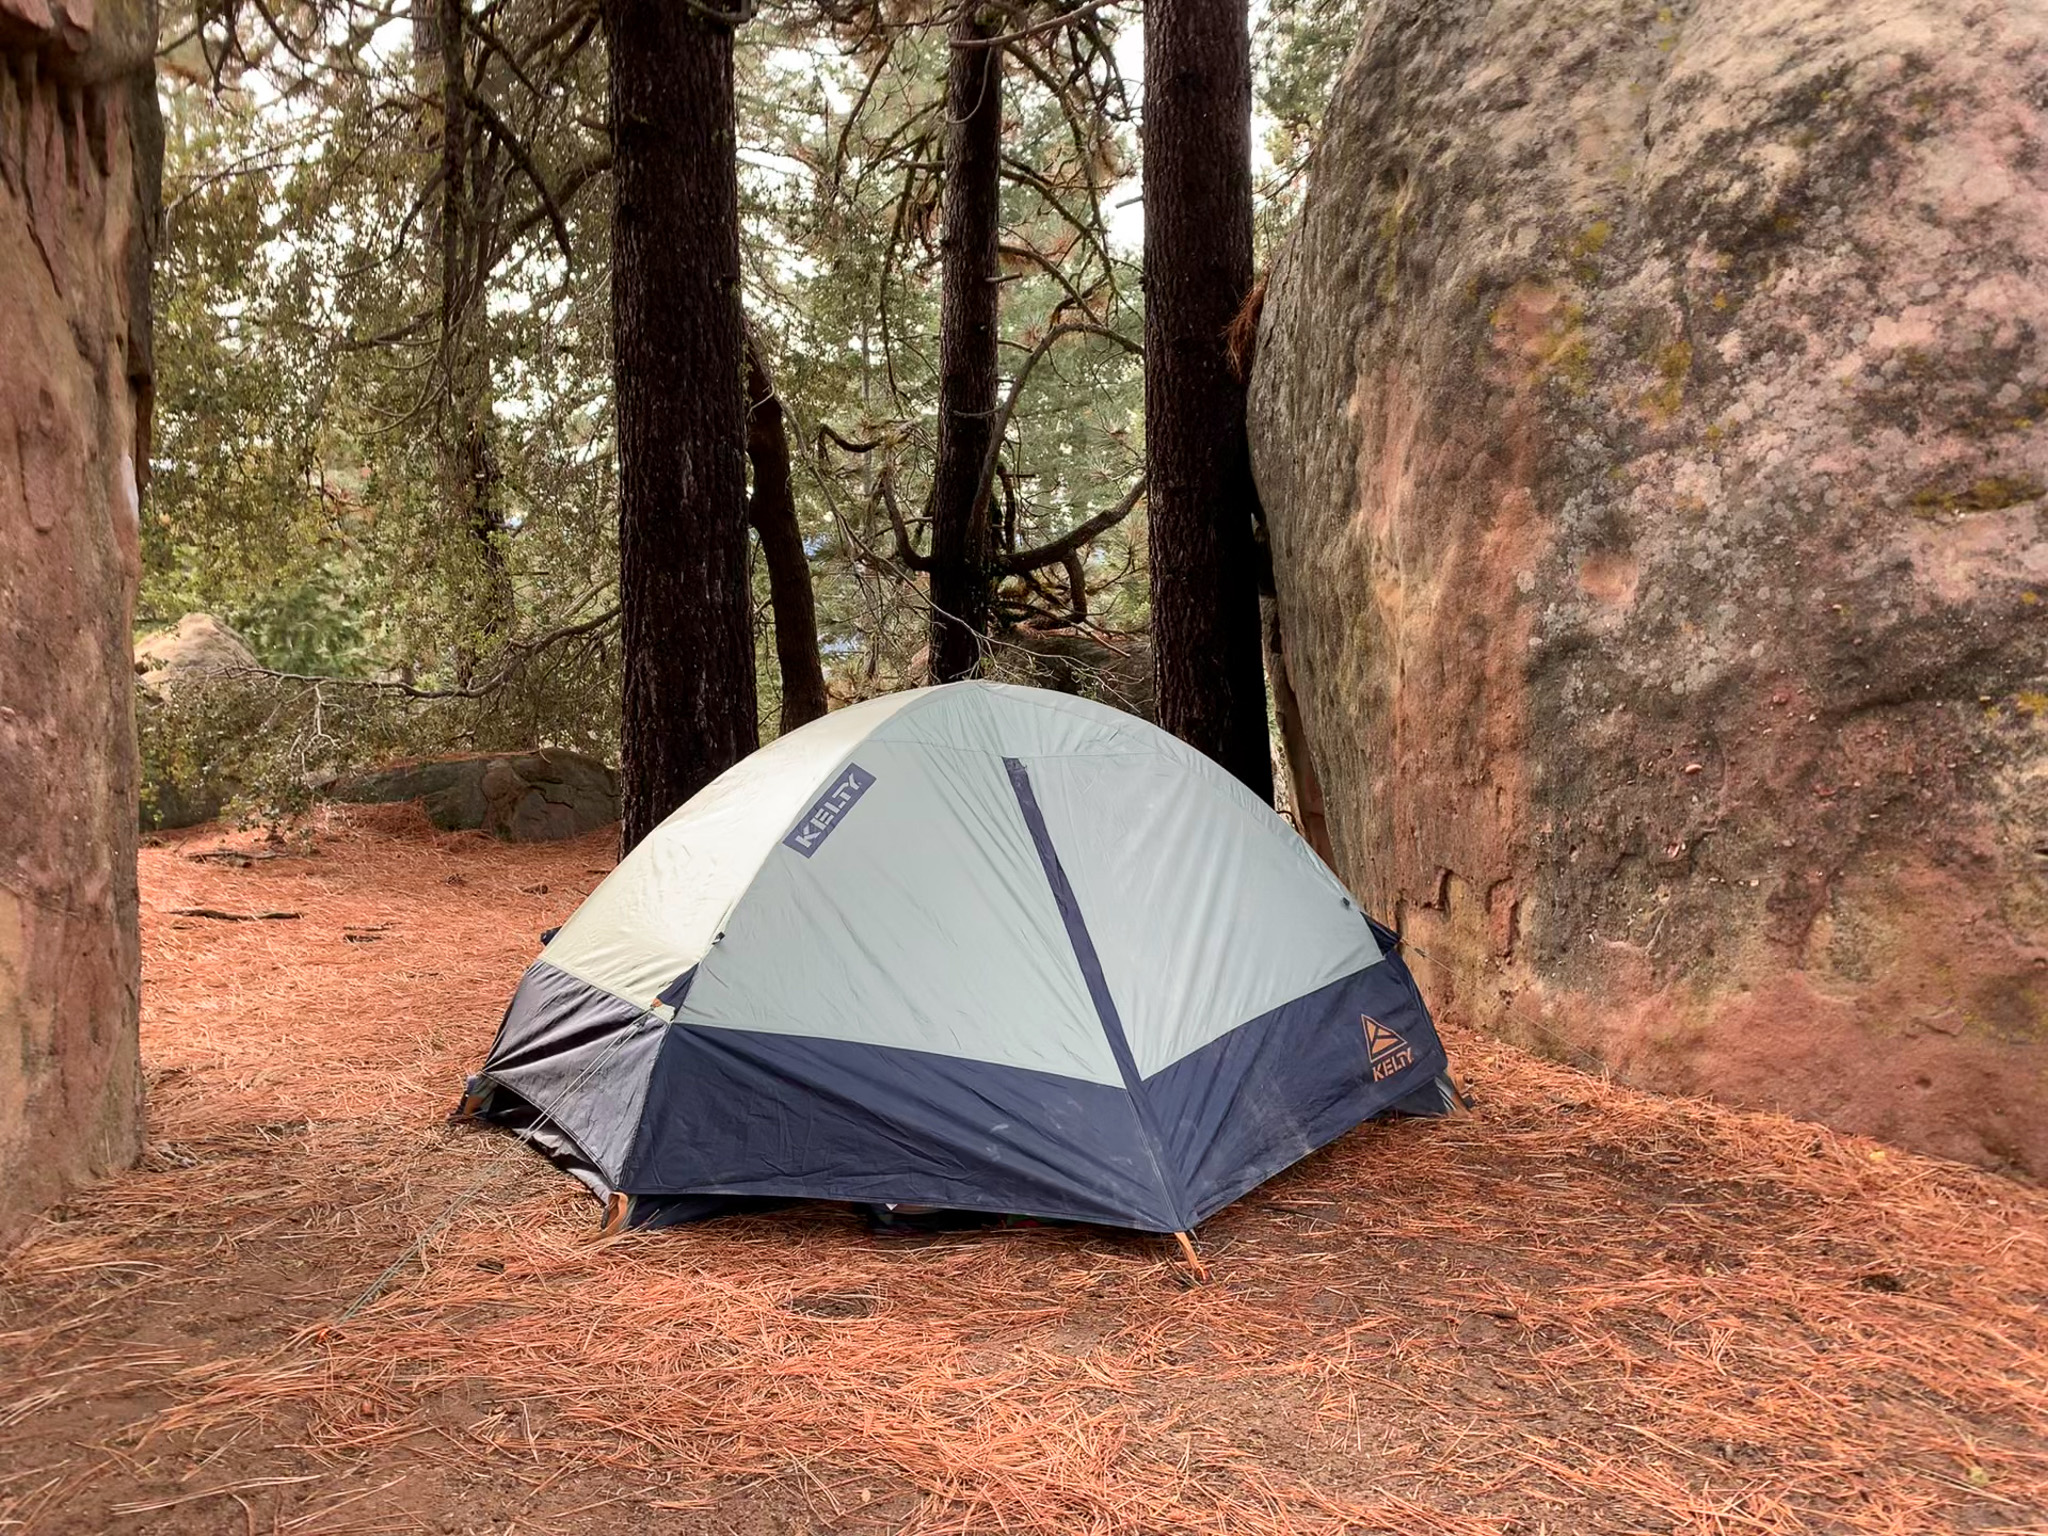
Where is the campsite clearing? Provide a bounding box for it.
[2,805,2044,1535]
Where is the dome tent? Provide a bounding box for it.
[458,682,1454,1241]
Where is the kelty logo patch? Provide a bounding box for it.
[782,763,876,857]
[1363,1014,1414,1082]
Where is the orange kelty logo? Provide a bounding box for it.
[1362,1015,1413,1081]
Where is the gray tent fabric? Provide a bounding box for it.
[462,682,1453,1232]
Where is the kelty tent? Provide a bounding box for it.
[459,682,1454,1241]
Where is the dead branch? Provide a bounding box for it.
[216,606,620,703]
[971,320,1139,527]
[877,467,932,572]
[1001,474,1145,573]
[459,82,574,267]
[818,423,888,457]
[952,0,1128,50]
[168,908,302,922]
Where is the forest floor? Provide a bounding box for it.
[2,806,2046,1536]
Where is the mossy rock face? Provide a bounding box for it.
[1249,0,2048,1176]
[334,749,620,841]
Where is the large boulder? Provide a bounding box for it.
[134,613,259,828]
[1249,0,2048,1173]
[135,611,257,691]
[335,749,619,841]
[1,0,159,1239]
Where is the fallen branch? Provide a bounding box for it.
[168,908,303,922]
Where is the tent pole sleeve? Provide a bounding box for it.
[1002,757,1192,1231]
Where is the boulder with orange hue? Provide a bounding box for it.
[1249,0,2048,1174]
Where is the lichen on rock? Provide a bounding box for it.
[1249,0,2048,1174]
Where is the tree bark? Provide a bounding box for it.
[1143,0,1273,801]
[925,7,1003,683]
[746,335,830,734]
[425,0,515,671]
[607,0,758,851]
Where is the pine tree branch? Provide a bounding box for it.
[1000,474,1145,573]
[951,0,1128,50]
[877,466,933,572]
[970,320,1139,529]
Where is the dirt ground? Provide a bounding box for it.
[2,806,2045,1536]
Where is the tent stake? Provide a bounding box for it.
[1172,1230,1210,1283]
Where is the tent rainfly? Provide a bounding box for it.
[458,682,1455,1245]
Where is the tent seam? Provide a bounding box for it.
[1001,756,1192,1232]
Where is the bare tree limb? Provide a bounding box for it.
[996,461,1019,553]
[1000,155,1111,270]
[495,149,610,259]
[877,466,932,572]
[971,320,1139,530]
[998,238,1096,317]
[1060,549,1088,619]
[515,0,603,69]
[952,0,1128,50]
[466,13,550,102]
[459,80,574,266]
[215,607,620,702]
[817,422,887,456]
[1000,474,1145,573]
[829,31,898,192]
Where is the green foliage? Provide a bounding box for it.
[1253,0,1367,253]
[146,0,1344,819]
[150,0,621,809]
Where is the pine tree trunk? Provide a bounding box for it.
[608,0,758,851]
[1143,0,1273,801]
[926,9,1003,683]
[428,0,514,675]
[746,336,829,734]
